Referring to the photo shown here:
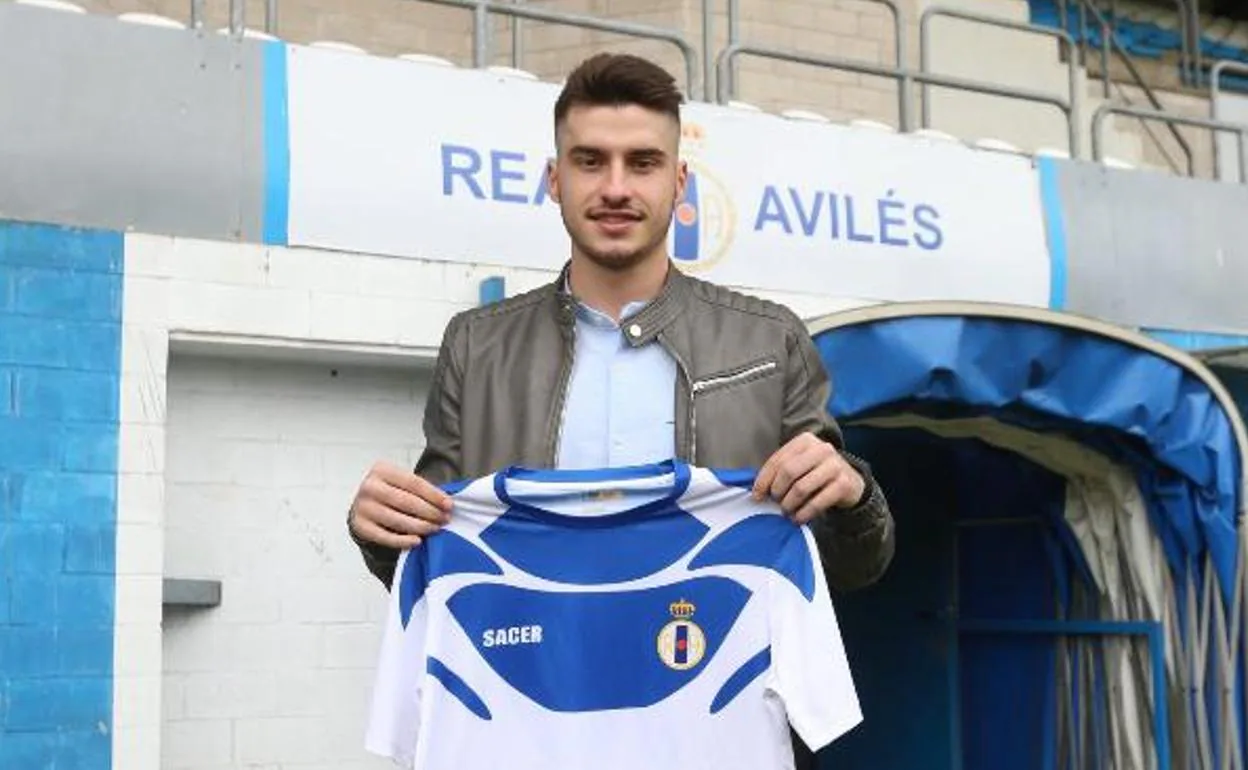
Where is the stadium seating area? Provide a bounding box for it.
[1028,0,1248,90]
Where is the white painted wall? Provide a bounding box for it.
[160,354,429,769]
[112,232,878,770]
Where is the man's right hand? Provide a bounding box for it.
[348,461,454,550]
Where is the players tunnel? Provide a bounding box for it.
[804,301,1248,770]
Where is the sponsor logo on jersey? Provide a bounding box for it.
[483,624,544,648]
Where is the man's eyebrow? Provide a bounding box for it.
[565,145,667,158]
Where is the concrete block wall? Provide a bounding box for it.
[1109,81,1221,179]
[159,355,429,770]
[61,0,1217,172]
[44,0,1013,126]
[0,220,124,770]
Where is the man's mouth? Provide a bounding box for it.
[590,211,643,223]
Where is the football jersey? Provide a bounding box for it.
[364,459,862,770]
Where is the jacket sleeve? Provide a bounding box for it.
[351,313,469,588]
[783,321,896,593]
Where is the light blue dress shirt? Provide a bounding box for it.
[555,296,678,470]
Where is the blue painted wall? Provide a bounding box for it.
[1,220,123,769]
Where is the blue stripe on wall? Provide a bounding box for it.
[1144,328,1248,352]
[0,220,122,770]
[263,40,290,246]
[1036,157,1068,311]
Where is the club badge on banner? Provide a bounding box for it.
[284,45,1051,306]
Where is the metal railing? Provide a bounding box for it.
[416,0,701,99]
[958,618,1171,770]
[718,0,910,130]
[1065,0,1195,176]
[1183,0,1204,87]
[1091,103,1248,183]
[1211,60,1248,183]
[1172,0,1195,86]
[714,42,1080,155]
[215,0,277,36]
[919,6,1079,157]
[206,0,1229,175]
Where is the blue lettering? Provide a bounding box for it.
[490,151,529,203]
[753,186,792,234]
[877,190,909,247]
[827,192,841,239]
[788,189,824,236]
[441,144,485,198]
[844,195,875,243]
[913,204,944,250]
[533,166,552,206]
[753,183,944,252]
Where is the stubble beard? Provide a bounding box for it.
[577,241,656,272]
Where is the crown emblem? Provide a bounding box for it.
[681,123,706,142]
[680,122,707,154]
[669,598,696,620]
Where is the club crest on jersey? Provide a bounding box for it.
[656,598,707,671]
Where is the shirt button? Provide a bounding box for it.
[628,324,643,338]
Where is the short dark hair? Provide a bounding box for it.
[554,53,684,131]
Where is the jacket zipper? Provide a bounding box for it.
[658,333,698,464]
[684,360,778,461]
[690,361,778,394]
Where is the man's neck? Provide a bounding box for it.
[568,253,670,322]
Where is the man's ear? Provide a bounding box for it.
[546,157,561,204]
[675,159,689,204]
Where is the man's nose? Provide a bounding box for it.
[600,163,630,202]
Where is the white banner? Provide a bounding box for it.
[285,46,1052,306]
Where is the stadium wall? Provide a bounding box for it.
[1,222,123,769]
[1040,158,1248,333]
[2,2,1247,339]
[5,3,1248,769]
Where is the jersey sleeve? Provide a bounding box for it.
[769,524,863,752]
[365,545,430,767]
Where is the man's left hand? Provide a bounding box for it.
[752,432,866,524]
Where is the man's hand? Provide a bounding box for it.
[348,461,453,549]
[752,432,866,524]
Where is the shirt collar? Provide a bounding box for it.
[554,260,691,346]
[563,275,651,329]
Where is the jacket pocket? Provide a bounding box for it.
[691,357,780,397]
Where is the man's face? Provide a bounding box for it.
[548,104,688,272]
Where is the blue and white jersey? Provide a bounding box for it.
[365,460,862,770]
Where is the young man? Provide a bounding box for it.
[348,52,894,766]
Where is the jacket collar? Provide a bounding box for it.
[553,259,691,347]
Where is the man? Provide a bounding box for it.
[349,52,894,767]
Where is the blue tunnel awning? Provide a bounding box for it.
[807,302,1246,602]
[805,301,1248,770]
